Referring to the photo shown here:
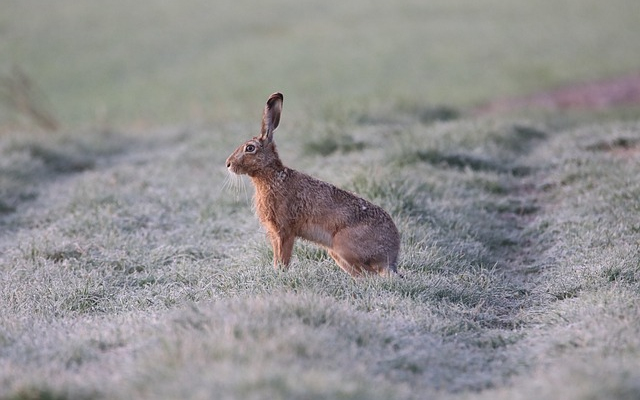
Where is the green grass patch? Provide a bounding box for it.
[2,0,640,127]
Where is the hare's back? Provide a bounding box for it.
[292,171,395,229]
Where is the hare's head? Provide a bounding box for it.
[226,93,283,177]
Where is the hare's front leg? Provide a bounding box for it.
[269,233,295,269]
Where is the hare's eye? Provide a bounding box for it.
[245,144,256,153]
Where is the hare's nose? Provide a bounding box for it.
[226,161,231,168]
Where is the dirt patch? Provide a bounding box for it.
[475,73,640,114]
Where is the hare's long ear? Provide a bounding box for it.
[260,92,283,144]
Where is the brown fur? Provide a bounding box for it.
[226,92,400,277]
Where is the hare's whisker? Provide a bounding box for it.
[223,172,251,204]
[241,175,250,205]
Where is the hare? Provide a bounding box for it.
[226,92,400,277]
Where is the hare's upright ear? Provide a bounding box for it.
[260,92,283,144]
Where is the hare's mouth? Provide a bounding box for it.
[226,162,244,175]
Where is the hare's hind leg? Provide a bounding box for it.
[367,260,399,276]
[328,250,363,277]
[330,227,378,277]
[328,249,396,277]
[331,228,398,277]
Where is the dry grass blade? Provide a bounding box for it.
[0,66,59,131]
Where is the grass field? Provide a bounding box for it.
[2,1,640,399]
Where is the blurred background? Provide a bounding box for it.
[2,0,640,130]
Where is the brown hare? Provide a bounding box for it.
[226,92,400,277]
